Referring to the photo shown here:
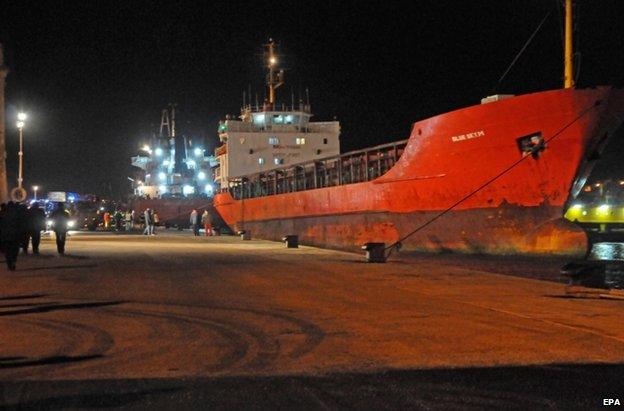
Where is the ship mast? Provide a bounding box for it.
[564,0,574,89]
[265,39,284,106]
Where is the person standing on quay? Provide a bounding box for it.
[1,202,23,270]
[151,210,159,235]
[124,210,132,231]
[103,211,111,229]
[50,203,70,254]
[143,208,154,235]
[19,204,31,254]
[29,202,46,254]
[190,209,199,236]
[201,209,212,236]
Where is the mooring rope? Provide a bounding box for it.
[384,99,602,259]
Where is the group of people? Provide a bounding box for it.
[142,208,159,235]
[0,202,70,271]
[190,209,214,236]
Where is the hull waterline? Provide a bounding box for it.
[214,87,624,255]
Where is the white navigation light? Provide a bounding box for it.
[158,172,166,181]
[155,147,163,156]
[17,112,27,121]
[183,185,195,195]
[158,185,167,193]
[269,56,277,66]
[197,171,206,180]
[205,184,213,193]
[194,147,203,156]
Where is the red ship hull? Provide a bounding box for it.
[214,87,624,255]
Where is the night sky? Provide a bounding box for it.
[2,0,623,198]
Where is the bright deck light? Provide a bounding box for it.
[155,147,163,156]
[158,172,166,181]
[194,147,203,156]
[197,171,206,180]
[183,185,195,195]
[597,204,610,214]
[205,184,213,193]
[17,112,27,121]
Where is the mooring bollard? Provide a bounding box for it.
[282,235,299,248]
[361,242,386,263]
[238,230,251,240]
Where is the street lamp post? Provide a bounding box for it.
[16,112,26,189]
[32,185,39,200]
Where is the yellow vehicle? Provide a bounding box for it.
[565,202,624,231]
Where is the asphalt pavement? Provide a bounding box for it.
[0,230,623,409]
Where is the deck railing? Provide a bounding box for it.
[225,139,409,200]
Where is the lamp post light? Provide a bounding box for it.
[32,185,39,200]
[9,113,28,202]
[16,112,27,189]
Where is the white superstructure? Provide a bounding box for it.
[214,40,340,187]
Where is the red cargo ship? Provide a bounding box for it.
[213,3,624,255]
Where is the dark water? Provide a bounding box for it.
[402,242,624,289]
[589,242,624,261]
[578,242,624,289]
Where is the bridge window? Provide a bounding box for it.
[258,157,265,165]
[274,158,284,165]
[253,114,265,126]
[296,137,306,145]
[269,137,279,145]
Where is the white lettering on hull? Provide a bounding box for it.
[451,130,486,143]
